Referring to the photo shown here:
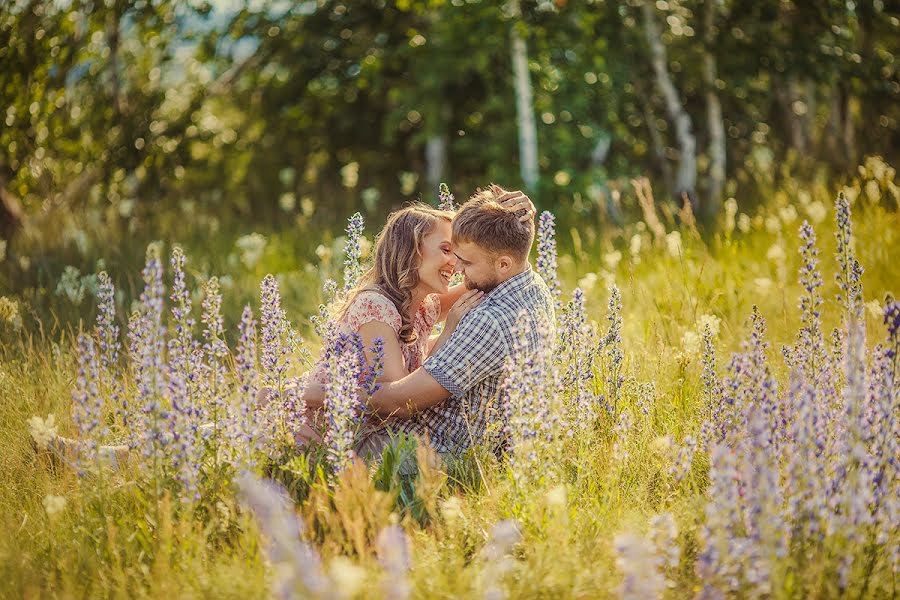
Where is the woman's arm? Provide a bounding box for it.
[435,283,468,323]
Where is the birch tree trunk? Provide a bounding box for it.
[425,134,447,197]
[641,1,697,206]
[702,0,725,221]
[509,0,539,191]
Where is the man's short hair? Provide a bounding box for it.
[452,189,535,262]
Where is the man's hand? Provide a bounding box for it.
[491,183,536,223]
[366,368,450,419]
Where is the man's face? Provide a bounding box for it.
[452,240,502,292]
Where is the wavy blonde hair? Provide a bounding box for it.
[338,203,452,345]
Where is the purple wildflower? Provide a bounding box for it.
[343,212,365,294]
[95,271,119,374]
[202,277,229,438]
[129,246,168,459]
[559,288,596,432]
[834,192,864,323]
[536,211,561,309]
[235,473,330,599]
[602,285,624,416]
[700,325,726,447]
[376,524,412,600]
[322,342,365,471]
[72,332,105,468]
[230,306,263,469]
[500,310,559,483]
[670,435,696,483]
[438,182,457,212]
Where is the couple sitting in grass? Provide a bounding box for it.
[292,184,557,462]
[52,185,556,468]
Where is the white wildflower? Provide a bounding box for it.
[766,243,785,263]
[754,277,774,295]
[440,496,464,523]
[697,314,721,338]
[665,231,682,258]
[28,414,58,449]
[629,234,642,257]
[765,215,781,233]
[545,484,567,508]
[279,192,297,212]
[681,330,700,355]
[42,494,67,517]
[341,162,359,188]
[604,250,623,270]
[866,300,882,319]
[235,233,267,269]
[0,296,23,330]
[577,272,598,291]
[329,557,367,599]
[737,213,751,233]
[805,200,827,224]
[779,205,798,225]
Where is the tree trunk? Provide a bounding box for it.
[702,0,725,221]
[509,0,539,191]
[775,75,807,154]
[425,134,447,197]
[641,1,697,207]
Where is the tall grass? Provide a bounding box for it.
[1,162,898,598]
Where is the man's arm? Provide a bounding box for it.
[367,368,450,419]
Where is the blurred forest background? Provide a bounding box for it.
[1,0,898,333]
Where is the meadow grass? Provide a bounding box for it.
[0,167,898,599]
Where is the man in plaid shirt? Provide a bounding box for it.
[361,188,557,456]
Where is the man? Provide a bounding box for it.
[353,187,557,458]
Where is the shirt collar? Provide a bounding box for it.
[484,264,533,301]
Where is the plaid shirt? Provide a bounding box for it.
[394,266,556,454]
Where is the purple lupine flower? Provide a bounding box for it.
[129,246,169,460]
[343,212,365,294]
[695,443,743,596]
[376,524,412,600]
[202,277,229,440]
[230,305,262,469]
[834,192,864,322]
[559,288,596,432]
[361,336,385,396]
[322,342,365,471]
[259,275,307,449]
[95,271,119,375]
[500,310,559,483]
[437,182,457,212]
[235,473,330,599]
[165,358,203,500]
[700,325,726,447]
[94,271,122,429]
[72,332,105,469]
[536,211,561,309]
[480,519,521,600]
[670,435,696,483]
[168,247,195,375]
[614,532,667,600]
[602,285,625,416]
[793,221,832,388]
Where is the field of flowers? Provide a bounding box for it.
[1,160,898,599]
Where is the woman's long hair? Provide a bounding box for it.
[338,203,452,345]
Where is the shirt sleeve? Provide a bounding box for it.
[423,313,507,397]
[345,292,402,335]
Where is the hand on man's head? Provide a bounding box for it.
[490,184,536,223]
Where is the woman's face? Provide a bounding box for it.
[417,220,456,295]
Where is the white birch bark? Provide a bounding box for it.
[509,0,539,191]
[641,1,697,204]
[702,0,726,218]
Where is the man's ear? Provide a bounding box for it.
[496,254,513,274]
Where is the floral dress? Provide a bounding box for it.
[310,290,441,385]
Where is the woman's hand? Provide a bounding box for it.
[445,289,484,332]
[491,184,536,223]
